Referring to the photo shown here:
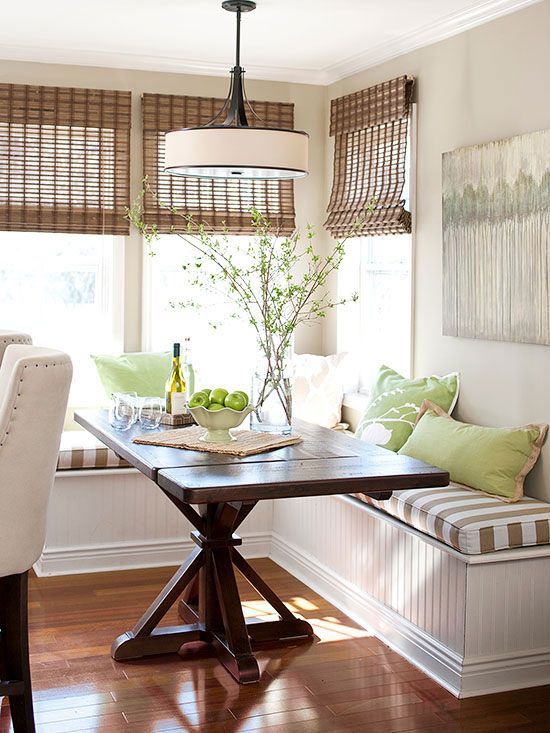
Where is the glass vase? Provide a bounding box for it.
[250,345,294,435]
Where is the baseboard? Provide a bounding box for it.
[271,532,550,698]
[35,531,272,577]
[460,648,550,697]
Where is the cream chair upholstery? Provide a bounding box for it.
[0,330,32,366]
[0,345,72,575]
[0,344,72,732]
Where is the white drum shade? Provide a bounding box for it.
[164,127,309,180]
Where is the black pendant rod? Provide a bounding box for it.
[225,5,247,127]
[235,6,241,67]
[219,0,256,128]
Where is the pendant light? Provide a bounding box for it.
[164,0,309,180]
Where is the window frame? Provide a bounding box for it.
[141,237,156,353]
[107,236,126,356]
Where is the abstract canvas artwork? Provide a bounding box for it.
[442,128,550,345]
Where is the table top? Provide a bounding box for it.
[75,410,367,480]
[75,409,449,504]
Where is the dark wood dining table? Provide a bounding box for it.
[75,410,449,684]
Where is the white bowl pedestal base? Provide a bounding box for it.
[199,428,236,444]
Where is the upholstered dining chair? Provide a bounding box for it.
[0,345,72,732]
[0,331,32,366]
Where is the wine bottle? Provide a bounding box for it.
[182,337,195,397]
[165,342,187,415]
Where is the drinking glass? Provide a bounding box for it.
[139,397,164,430]
[110,392,138,431]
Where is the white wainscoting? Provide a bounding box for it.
[35,469,273,576]
[272,493,467,653]
[271,493,550,698]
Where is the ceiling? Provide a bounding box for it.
[0,0,539,84]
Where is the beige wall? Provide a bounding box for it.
[0,60,327,354]
[325,0,550,500]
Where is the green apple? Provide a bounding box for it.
[224,392,247,411]
[200,388,212,399]
[234,390,249,405]
[189,391,210,408]
[208,402,225,411]
[210,388,229,405]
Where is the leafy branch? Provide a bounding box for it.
[128,179,373,423]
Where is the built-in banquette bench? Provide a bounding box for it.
[271,394,550,698]
[42,396,550,699]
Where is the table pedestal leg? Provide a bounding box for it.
[178,575,199,623]
[111,500,314,684]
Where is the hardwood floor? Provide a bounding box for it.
[0,558,548,732]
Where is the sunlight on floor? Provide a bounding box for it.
[239,599,370,642]
[310,617,371,642]
[289,596,318,611]
[239,589,371,644]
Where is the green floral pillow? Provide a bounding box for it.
[355,365,459,452]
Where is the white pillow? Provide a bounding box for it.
[292,353,349,429]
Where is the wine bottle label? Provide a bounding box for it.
[170,392,187,416]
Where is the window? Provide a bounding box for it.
[143,235,257,392]
[336,93,415,395]
[0,232,124,415]
[337,234,412,392]
[0,83,129,424]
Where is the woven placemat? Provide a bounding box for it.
[133,425,302,457]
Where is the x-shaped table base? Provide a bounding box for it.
[111,496,314,683]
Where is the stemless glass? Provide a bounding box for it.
[110,392,138,431]
[139,397,164,430]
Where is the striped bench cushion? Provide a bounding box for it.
[57,431,129,471]
[355,483,550,554]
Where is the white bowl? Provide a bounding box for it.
[188,404,254,443]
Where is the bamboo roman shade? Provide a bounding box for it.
[325,76,414,238]
[0,84,131,234]
[142,93,296,234]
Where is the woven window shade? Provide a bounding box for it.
[142,93,296,234]
[0,83,131,235]
[325,76,414,238]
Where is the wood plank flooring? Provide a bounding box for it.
[0,559,548,732]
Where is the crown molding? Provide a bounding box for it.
[322,0,542,84]
[0,44,324,85]
[0,0,541,87]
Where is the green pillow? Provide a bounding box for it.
[91,351,171,399]
[355,365,459,452]
[399,401,548,502]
